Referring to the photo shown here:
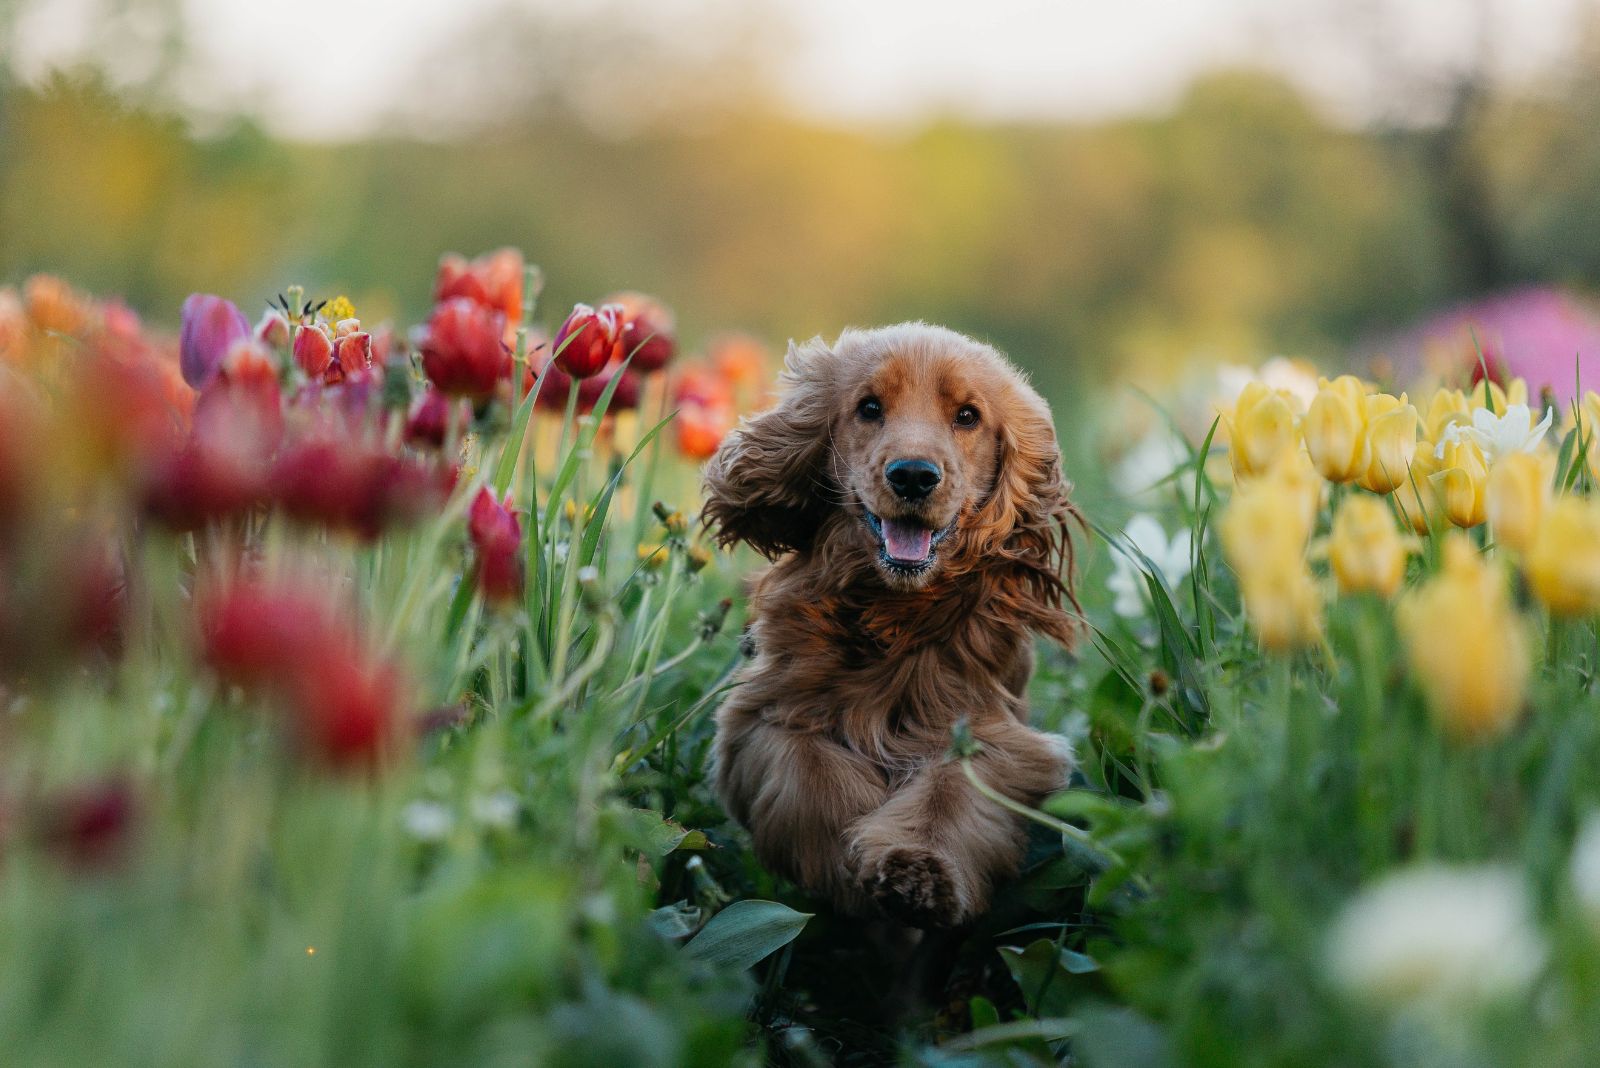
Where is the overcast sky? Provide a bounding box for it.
[13,0,1597,137]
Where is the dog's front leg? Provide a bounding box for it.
[850,717,1072,928]
[715,707,890,914]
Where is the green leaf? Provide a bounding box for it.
[579,412,674,568]
[683,899,811,970]
[968,994,1001,1031]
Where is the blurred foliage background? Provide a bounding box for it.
[4,0,1600,408]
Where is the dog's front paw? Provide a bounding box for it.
[864,846,972,929]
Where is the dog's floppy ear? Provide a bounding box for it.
[702,337,838,559]
[969,379,1083,648]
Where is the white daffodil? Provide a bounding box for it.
[1108,514,1194,618]
[1326,865,1545,1010]
[1436,403,1553,466]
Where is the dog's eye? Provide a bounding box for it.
[857,396,883,421]
[954,404,980,428]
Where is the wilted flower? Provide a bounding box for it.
[179,293,250,389]
[1526,495,1600,617]
[553,303,624,380]
[419,298,510,400]
[1326,865,1545,1009]
[1107,514,1194,618]
[468,488,525,604]
[607,292,677,373]
[1224,381,1299,479]
[1397,535,1528,741]
[1303,376,1367,483]
[1485,451,1554,556]
[1329,495,1407,598]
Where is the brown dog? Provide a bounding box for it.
[703,323,1081,928]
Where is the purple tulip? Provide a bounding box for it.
[180,293,250,389]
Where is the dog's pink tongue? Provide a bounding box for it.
[882,518,932,562]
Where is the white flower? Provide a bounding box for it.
[1570,812,1600,929]
[401,799,454,842]
[1108,514,1194,618]
[1326,865,1545,1009]
[470,790,520,829]
[1436,404,1553,465]
[1114,429,1191,498]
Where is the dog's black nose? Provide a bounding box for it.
[885,458,942,501]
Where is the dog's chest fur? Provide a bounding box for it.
[738,563,1033,765]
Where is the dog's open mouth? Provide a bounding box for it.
[863,511,954,574]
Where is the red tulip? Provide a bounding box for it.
[608,292,676,373]
[330,330,373,383]
[40,779,137,869]
[675,402,734,461]
[404,388,462,449]
[468,487,524,604]
[272,431,449,540]
[199,578,333,688]
[552,303,624,379]
[293,324,333,379]
[286,652,401,768]
[435,248,524,324]
[180,293,250,389]
[420,298,510,399]
[673,364,735,411]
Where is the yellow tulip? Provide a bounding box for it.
[1422,387,1469,443]
[1330,495,1408,598]
[1226,381,1299,479]
[1397,535,1529,742]
[1432,439,1488,528]
[1221,467,1322,651]
[1526,495,1600,617]
[1305,376,1367,483]
[1395,447,1441,534]
[1356,394,1419,495]
[1578,391,1600,482]
[1239,565,1323,653]
[1484,378,1530,414]
[1485,451,1553,556]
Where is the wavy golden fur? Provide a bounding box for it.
[703,323,1081,927]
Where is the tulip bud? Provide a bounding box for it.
[675,402,734,461]
[1397,536,1529,741]
[468,488,525,605]
[1486,451,1553,556]
[179,293,250,388]
[293,324,334,380]
[1304,376,1366,483]
[553,303,624,379]
[1330,495,1407,598]
[1527,495,1600,617]
[405,389,459,449]
[1220,466,1323,651]
[1433,439,1488,528]
[255,309,292,348]
[435,248,524,324]
[1225,381,1299,479]
[420,298,511,400]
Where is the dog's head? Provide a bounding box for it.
[703,323,1079,642]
